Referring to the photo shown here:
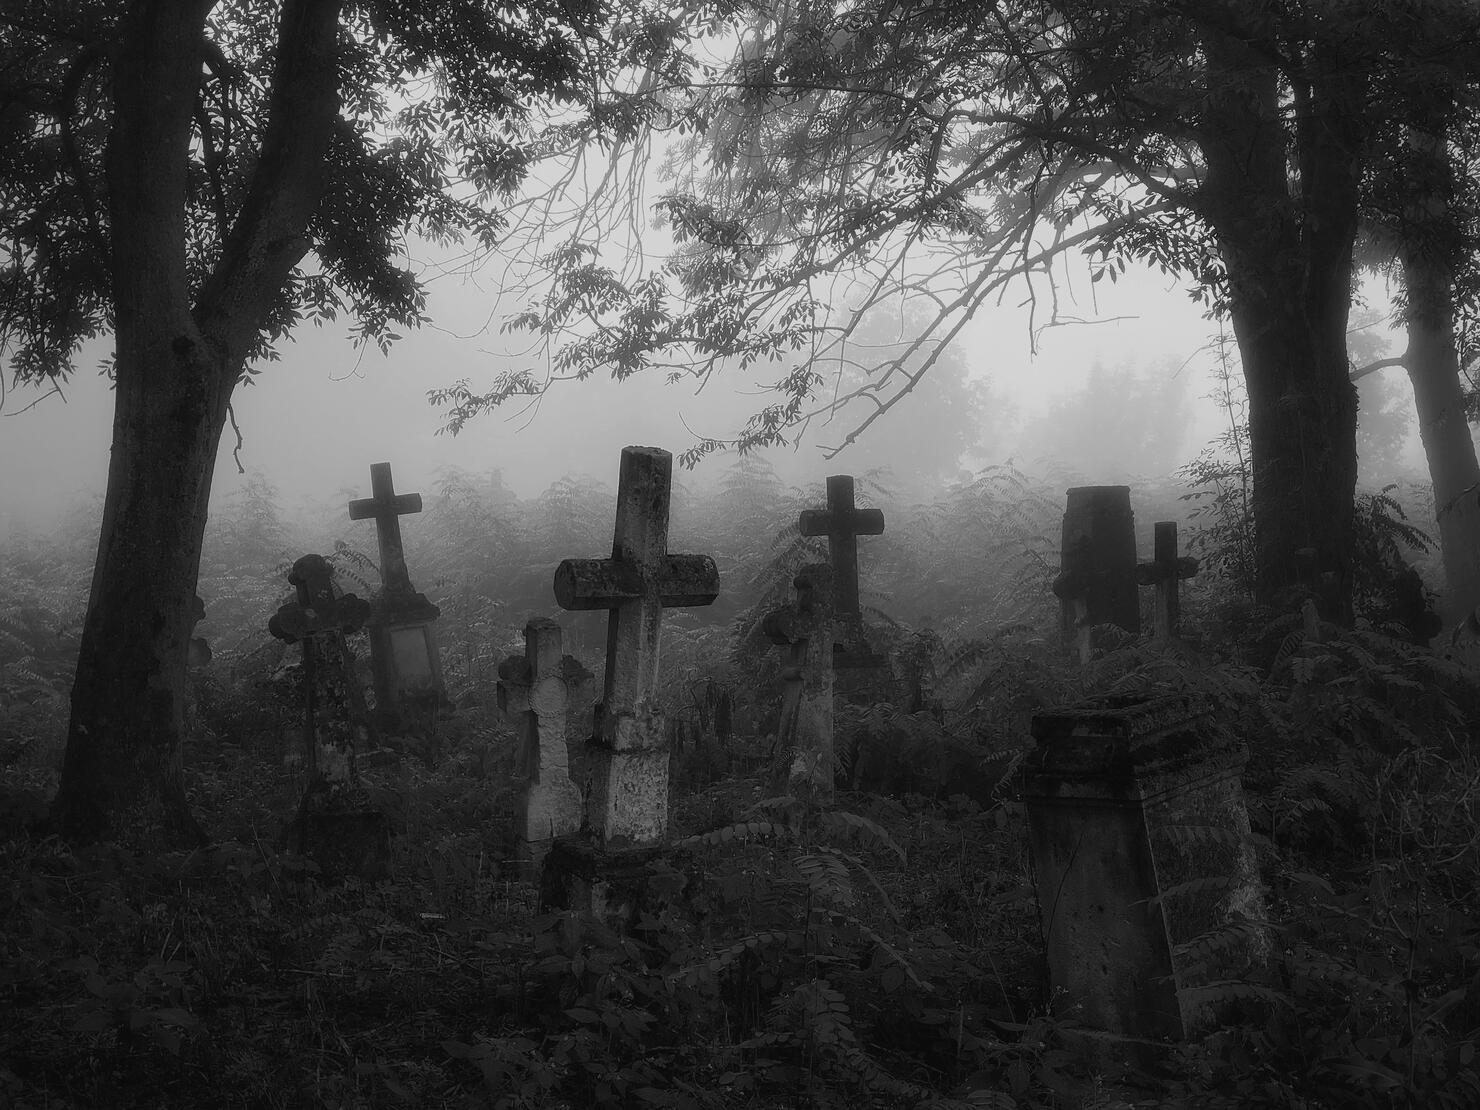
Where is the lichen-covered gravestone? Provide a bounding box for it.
[348,462,446,733]
[543,446,719,918]
[763,563,837,802]
[1052,485,1140,662]
[1018,695,1267,1066]
[497,618,590,873]
[268,554,390,883]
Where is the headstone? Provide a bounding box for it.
[348,462,446,731]
[763,563,836,802]
[497,618,590,873]
[268,554,390,883]
[1136,521,1199,640]
[1052,485,1139,662]
[553,446,720,847]
[1018,695,1267,1067]
[799,474,888,699]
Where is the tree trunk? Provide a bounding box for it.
[49,0,341,849]
[1197,32,1364,621]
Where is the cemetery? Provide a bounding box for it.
[3,3,1480,1108]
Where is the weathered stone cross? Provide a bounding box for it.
[348,462,422,597]
[554,446,720,846]
[800,474,884,624]
[497,618,588,871]
[763,563,836,803]
[1135,521,1199,640]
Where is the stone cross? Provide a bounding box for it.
[348,462,446,730]
[1051,485,1140,663]
[800,474,884,625]
[554,446,720,846]
[763,563,836,802]
[1018,695,1267,1065]
[497,619,588,872]
[1136,521,1199,640]
[268,554,388,882]
[348,462,422,598]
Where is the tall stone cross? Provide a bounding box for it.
[800,474,884,625]
[554,446,720,846]
[348,462,445,729]
[349,462,422,598]
[1136,521,1199,640]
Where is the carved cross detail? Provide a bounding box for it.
[348,462,423,597]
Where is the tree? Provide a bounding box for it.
[0,0,644,848]
[438,0,1480,622]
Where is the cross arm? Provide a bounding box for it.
[799,506,885,537]
[554,554,720,610]
[348,492,422,520]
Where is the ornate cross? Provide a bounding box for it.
[348,462,423,597]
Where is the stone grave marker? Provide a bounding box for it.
[1052,485,1140,662]
[544,446,719,919]
[348,462,446,730]
[497,618,590,872]
[554,445,720,846]
[1018,694,1267,1066]
[268,553,390,882]
[800,475,887,668]
[763,563,837,802]
[1136,521,1199,640]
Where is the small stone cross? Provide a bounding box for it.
[799,474,884,624]
[497,619,588,871]
[348,462,423,597]
[268,554,372,644]
[763,563,836,803]
[554,446,720,845]
[1135,522,1198,640]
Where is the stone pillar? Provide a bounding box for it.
[268,554,390,883]
[1019,695,1267,1065]
[763,564,836,802]
[1052,485,1139,662]
[496,619,589,874]
[1136,521,1199,641]
[348,462,447,731]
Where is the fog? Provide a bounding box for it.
[0,248,1424,541]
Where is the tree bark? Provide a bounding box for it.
[50,0,342,849]
[1196,32,1363,622]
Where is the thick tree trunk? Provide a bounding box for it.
[1402,218,1480,628]
[1197,33,1364,621]
[51,341,233,847]
[49,0,341,849]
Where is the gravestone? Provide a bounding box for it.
[1052,485,1139,662]
[544,446,719,919]
[348,462,446,731]
[1018,694,1267,1066]
[268,554,390,883]
[1136,521,1199,640]
[553,446,720,847]
[763,563,837,802]
[497,618,590,873]
[799,474,888,699]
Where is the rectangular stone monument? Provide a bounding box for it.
[1018,695,1267,1065]
[348,462,447,731]
[763,563,836,802]
[1136,521,1199,641]
[497,618,588,874]
[1052,485,1140,663]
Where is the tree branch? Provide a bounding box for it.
[1350,354,1407,382]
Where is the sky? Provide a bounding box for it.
[0,237,1423,540]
